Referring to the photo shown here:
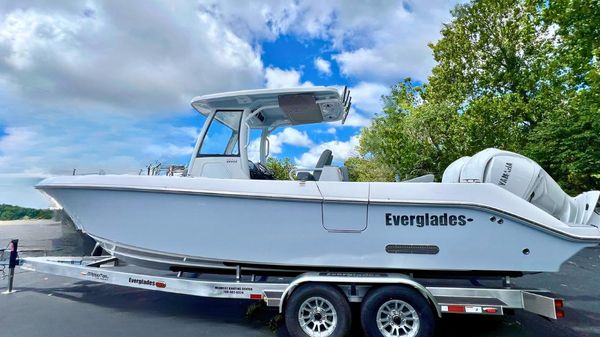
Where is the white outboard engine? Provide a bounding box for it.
[442,148,600,227]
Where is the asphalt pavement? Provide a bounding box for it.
[1,220,599,337]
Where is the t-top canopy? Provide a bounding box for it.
[191,87,351,128]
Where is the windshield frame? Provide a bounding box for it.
[196,109,243,158]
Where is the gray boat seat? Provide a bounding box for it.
[340,166,350,181]
[297,149,333,181]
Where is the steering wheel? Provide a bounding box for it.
[255,162,275,178]
[248,161,275,179]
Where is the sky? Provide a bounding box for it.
[0,0,460,208]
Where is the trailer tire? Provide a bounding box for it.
[284,283,352,337]
[361,285,435,337]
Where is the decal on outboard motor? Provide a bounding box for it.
[385,213,473,227]
[498,162,513,186]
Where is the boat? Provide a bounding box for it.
[36,87,600,276]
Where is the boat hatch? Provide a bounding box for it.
[318,181,369,232]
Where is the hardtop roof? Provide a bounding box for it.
[190,87,350,128]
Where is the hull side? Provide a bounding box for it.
[39,185,594,274]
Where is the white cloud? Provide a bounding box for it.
[340,109,372,128]
[264,66,314,88]
[275,127,313,147]
[143,143,194,158]
[349,82,388,116]
[167,126,200,141]
[195,0,335,40]
[195,0,461,82]
[248,127,313,161]
[0,1,265,179]
[335,46,432,83]
[295,135,359,167]
[314,57,332,76]
[313,127,338,135]
[0,2,264,115]
[247,138,262,162]
[331,1,460,82]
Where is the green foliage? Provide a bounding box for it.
[530,0,600,194]
[354,0,600,193]
[460,93,528,154]
[0,204,54,221]
[543,0,600,90]
[344,156,395,182]
[526,101,600,194]
[265,157,296,180]
[360,79,464,180]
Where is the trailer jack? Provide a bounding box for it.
[1,239,19,294]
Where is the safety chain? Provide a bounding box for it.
[0,247,8,280]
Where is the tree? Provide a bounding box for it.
[265,157,296,180]
[356,0,600,193]
[527,105,600,194]
[542,0,600,92]
[360,79,464,180]
[524,0,600,193]
[0,204,54,220]
[427,0,558,127]
[460,93,527,154]
[344,156,395,182]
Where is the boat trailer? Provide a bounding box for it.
[2,241,565,337]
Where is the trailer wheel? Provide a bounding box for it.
[361,286,435,337]
[285,283,352,337]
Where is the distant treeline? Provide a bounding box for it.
[0,204,54,220]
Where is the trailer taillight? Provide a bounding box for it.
[555,299,565,318]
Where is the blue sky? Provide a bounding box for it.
[0,1,460,207]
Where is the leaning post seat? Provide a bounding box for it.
[296,149,333,181]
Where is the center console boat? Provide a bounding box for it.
[36,87,600,277]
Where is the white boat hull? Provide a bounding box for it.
[37,175,600,274]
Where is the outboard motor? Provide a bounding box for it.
[443,148,600,227]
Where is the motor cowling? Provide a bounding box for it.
[442,148,600,227]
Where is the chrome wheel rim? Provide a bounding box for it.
[298,296,338,337]
[376,299,420,337]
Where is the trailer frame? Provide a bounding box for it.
[3,253,565,336]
